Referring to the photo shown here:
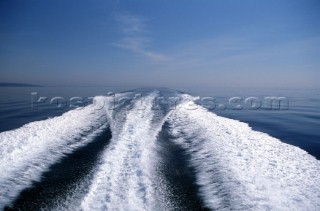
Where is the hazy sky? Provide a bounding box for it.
[1,0,319,88]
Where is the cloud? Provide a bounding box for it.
[112,13,168,62]
[114,14,146,34]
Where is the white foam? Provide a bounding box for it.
[167,101,320,210]
[2,91,319,210]
[80,92,174,211]
[0,97,109,209]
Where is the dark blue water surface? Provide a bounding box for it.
[0,86,319,160]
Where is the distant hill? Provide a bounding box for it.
[0,83,43,87]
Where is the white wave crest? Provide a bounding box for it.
[0,97,109,209]
[80,92,174,211]
[167,101,320,210]
[2,91,319,211]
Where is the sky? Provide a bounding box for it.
[0,0,319,88]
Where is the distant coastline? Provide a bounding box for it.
[0,83,43,87]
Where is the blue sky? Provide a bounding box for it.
[0,0,319,88]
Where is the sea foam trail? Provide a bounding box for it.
[0,97,109,209]
[80,92,173,211]
[167,100,320,211]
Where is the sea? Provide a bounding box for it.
[0,86,319,210]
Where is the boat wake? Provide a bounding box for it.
[0,89,319,210]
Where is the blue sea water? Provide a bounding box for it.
[0,86,124,132]
[0,87,319,210]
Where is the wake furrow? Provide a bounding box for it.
[1,89,319,211]
[154,122,210,210]
[5,128,112,210]
[80,92,173,211]
[167,101,320,211]
[0,97,109,209]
